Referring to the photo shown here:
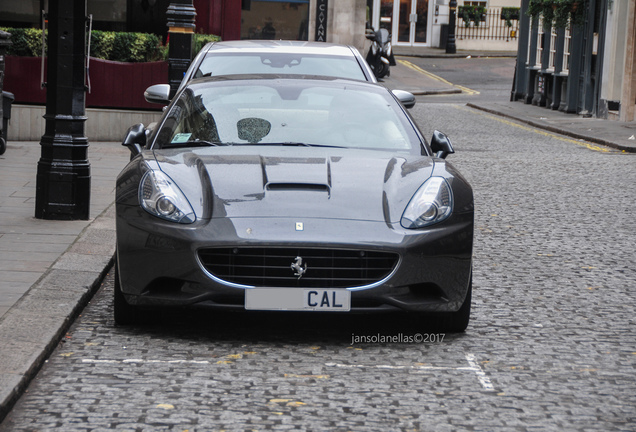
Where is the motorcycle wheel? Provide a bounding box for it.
[376,63,390,79]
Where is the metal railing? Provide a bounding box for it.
[455,7,520,41]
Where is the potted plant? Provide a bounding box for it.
[527,0,555,26]
[500,7,520,27]
[526,0,587,28]
[458,5,487,27]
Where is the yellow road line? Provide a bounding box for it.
[398,59,480,95]
[455,105,612,153]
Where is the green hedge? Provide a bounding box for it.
[1,27,42,57]
[458,5,487,27]
[1,27,220,62]
[193,33,222,54]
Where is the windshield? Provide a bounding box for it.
[154,81,419,151]
[195,53,367,81]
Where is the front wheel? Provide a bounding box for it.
[375,62,390,79]
[415,278,472,333]
[113,259,144,325]
[0,137,6,155]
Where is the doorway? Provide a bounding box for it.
[397,0,429,45]
[371,0,431,46]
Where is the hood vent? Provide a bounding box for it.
[266,182,330,195]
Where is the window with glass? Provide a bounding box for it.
[155,81,419,152]
[194,52,367,81]
[241,1,309,41]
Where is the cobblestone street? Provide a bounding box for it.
[1,103,634,431]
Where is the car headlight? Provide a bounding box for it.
[401,177,453,229]
[139,170,196,223]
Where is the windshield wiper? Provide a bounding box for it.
[168,139,234,148]
[258,142,346,148]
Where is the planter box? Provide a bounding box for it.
[8,105,162,141]
[4,55,167,110]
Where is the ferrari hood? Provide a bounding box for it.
[154,147,435,224]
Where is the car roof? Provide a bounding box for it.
[202,40,359,57]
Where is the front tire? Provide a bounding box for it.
[416,278,472,333]
[113,259,143,325]
[438,279,471,332]
[376,62,390,79]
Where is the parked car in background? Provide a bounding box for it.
[145,40,379,106]
[187,40,376,83]
[115,75,474,332]
[145,42,415,108]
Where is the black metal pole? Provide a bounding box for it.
[446,0,457,54]
[35,0,90,220]
[167,0,196,99]
[0,30,12,155]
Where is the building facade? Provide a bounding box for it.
[1,0,523,53]
[362,0,520,51]
[512,0,636,121]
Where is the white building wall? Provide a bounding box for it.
[599,0,636,121]
[600,0,628,103]
[308,0,521,52]
[308,0,368,54]
[7,106,162,142]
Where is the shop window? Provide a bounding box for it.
[0,0,43,27]
[91,0,127,32]
[547,26,557,72]
[241,1,309,41]
[562,24,571,74]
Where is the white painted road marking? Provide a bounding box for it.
[464,353,496,391]
[82,353,496,392]
[326,353,496,392]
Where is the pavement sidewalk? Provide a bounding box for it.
[0,141,130,421]
[1,51,635,422]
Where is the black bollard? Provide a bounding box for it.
[167,0,196,99]
[35,0,91,220]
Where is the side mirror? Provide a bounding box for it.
[122,123,146,158]
[430,130,454,159]
[144,84,171,105]
[392,89,416,109]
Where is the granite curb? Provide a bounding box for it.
[0,203,116,423]
[392,46,518,59]
[467,102,636,153]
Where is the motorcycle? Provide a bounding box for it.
[365,27,396,79]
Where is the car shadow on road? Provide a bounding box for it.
[99,271,469,346]
[111,305,469,346]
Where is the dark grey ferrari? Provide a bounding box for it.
[115,75,474,332]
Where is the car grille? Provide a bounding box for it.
[198,247,399,288]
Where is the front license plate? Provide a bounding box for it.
[245,288,351,312]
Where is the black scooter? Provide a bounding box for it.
[365,27,396,79]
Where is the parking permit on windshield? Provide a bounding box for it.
[172,133,192,143]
